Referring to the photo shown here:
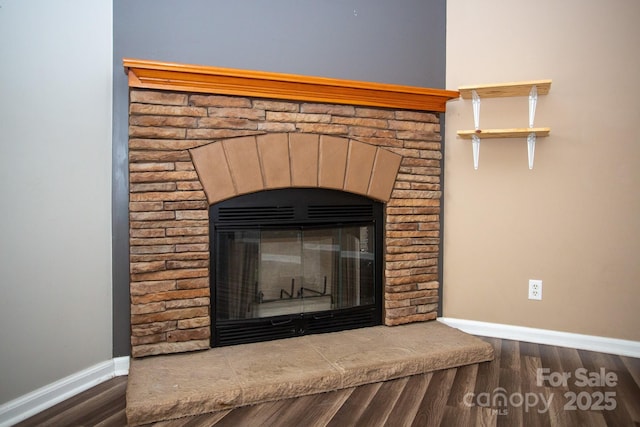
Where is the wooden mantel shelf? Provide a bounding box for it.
[123,58,459,112]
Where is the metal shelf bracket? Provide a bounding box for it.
[527,133,536,170]
[472,90,481,130]
[472,135,481,170]
[528,85,538,169]
[528,85,538,128]
[472,90,481,169]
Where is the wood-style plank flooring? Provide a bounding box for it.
[16,337,640,426]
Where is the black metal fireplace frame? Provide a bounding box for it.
[209,188,384,347]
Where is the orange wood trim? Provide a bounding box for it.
[457,128,551,139]
[458,80,552,99]
[123,58,459,112]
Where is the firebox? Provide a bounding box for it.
[210,188,383,347]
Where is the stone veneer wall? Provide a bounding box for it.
[128,89,442,357]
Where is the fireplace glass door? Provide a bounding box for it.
[210,188,383,347]
[216,224,374,321]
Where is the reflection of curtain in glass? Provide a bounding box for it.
[330,232,339,309]
[340,227,360,308]
[218,232,258,320]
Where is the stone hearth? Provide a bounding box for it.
[126,321,495,425]
[125,59,459,357]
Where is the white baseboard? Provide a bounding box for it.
[113,356,130,377]
[438,317,640,358]
[0,356,130,427]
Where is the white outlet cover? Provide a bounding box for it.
[528,279,542,300]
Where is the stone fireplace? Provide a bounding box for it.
[125,59,458,357]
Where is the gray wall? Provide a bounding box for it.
[113,0,446,356]
[1,0,112,404]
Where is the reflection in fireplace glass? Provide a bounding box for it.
[215,224,375,321]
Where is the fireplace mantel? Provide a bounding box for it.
[123,58,459,112]
[126,58,451,357]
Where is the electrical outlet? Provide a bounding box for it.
[528,279,542,300]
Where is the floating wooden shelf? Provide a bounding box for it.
[457,128,550,139]
[458,80,552,99]
[457,79,552,169]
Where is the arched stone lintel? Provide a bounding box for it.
[190,133,402,205]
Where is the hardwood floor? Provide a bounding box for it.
[15,337,640,426]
